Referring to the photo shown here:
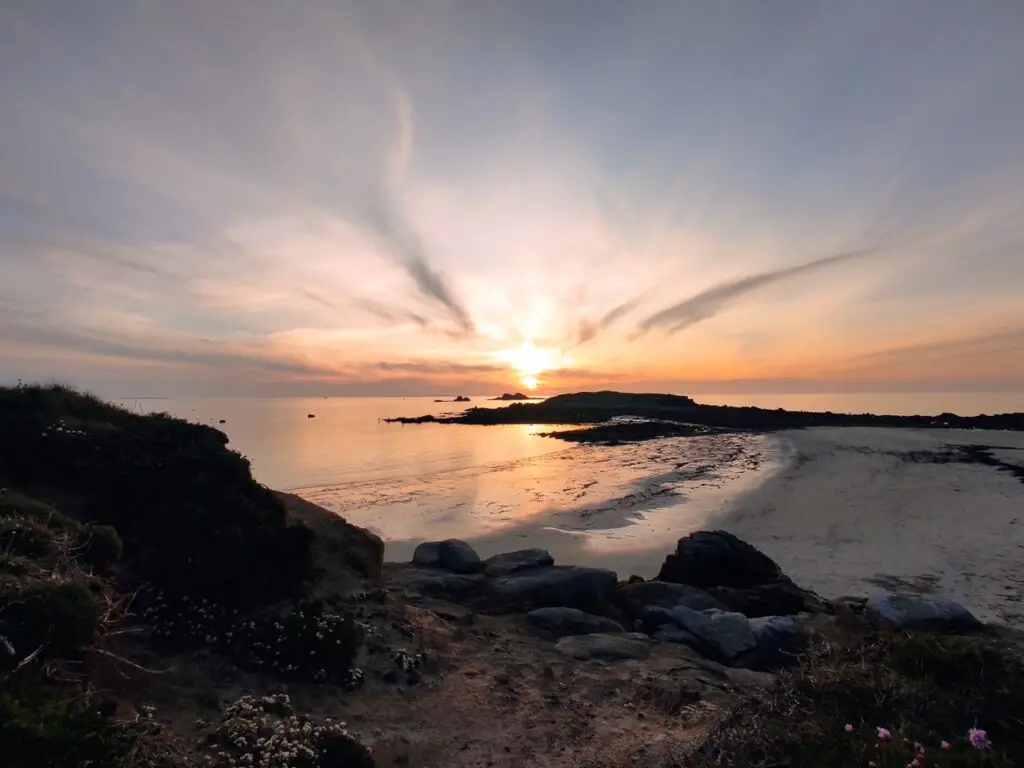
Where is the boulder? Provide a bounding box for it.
[669,606,757,665]
[483,566,617,614]
[614,580,727,620]
[750,615,806,669]
[657,530,782,588]
[705,578,829,618]
[555,633,651,661]
[483,548,554,577]
[412,539,482,573]
[401,571,487,602]
[412,541,443,568]
[525,607,624,639]
[650,626,701,645]
[865,594,983,633]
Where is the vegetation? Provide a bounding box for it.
[0,383,315,607]
[692,629,1024,767]
[0,384,372,767]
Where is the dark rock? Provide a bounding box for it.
[705,578,829,618]
[554,633,651,661]
[525,607,624,639]
[833,595,869,617]
[657,530,782,588]
[615,580,727,620]
[412,539,482,573]
[483,548,555,577]
[438,539,482,573]
[651,626,701,645]
[750,615,806,669]
[865,594,983,633]
[483,566,617,614]
[412,541,443,568]
[669,606,756,664]
[402,571,487,602]
[640,605,678,633]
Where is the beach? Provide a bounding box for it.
[719,427,1024,627]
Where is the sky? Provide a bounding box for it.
[2,0,1024,398]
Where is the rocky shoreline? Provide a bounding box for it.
[386,530,988,674]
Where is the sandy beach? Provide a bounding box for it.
[719,427,1024,627]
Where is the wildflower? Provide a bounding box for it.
[968,728,990,750]
[941,740,951,750]
[844,724,854,733]
[915,742,925,757]
[876,727,892,741]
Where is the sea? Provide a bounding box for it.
[118,391,1024,577]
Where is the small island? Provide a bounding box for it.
[490,392,533,401]
[434,395,472,403]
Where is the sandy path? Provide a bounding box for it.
[720,427,1024,626]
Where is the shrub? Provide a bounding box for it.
[202,693,374,768]
[0,582,103,662]
[142,590,365,685]
[691,630,1024,767]
[0,517,57,559]
[0,385,316,607]
[75,524,123,573]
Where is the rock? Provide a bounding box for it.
[705,578,829,618]
[669,606,756,664]
[525,607,624,639]
[412,539,482,573]
[412,541,443,568]
[554,633,651,661]
[651,626,701,645]
[657,530,782,588]
[401,571,487,602]
[750,615,806,669]
[833,595,869,617]
[483,566,617,614]
[483,548,555,577]
[438,539,482,573]
[865,594,983,633]
[615,580,727,620]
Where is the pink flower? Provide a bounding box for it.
[915,742,925,757]
[366,746,374,754]
[844,724,854,733]
[940,740,951,750]
[968,728,990,750]
[876,727,892,741]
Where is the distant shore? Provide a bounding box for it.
[385,390,1024,441]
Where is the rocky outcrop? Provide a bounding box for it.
[525,607,624,639]
[656,531,827,617]
[614,580,727,621]
[865,594,983,633]
[485,566,618,615]
[554,632,652,661]
[412,539,482,573]
[483,548,554,577]
[750,615,806,669]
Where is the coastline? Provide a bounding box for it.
[712,427,1024,627]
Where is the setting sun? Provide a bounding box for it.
[495,340,563,390]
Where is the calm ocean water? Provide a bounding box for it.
[120,391,1023,574]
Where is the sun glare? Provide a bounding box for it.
[495,339,562,390]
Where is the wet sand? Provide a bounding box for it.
[719,427,1024,627]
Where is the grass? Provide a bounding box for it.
[690,629,1024,767]
[0,383,315,607]
[0,385,374,767]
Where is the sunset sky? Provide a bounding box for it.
[2,1,1023,397]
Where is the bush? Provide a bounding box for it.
[0,517,58,559]
[691,630,1024,767]
[143,590,364,685]
[0,384,316,607]
[75,524,123,573]
[0,582,103,662]
[202,693,374,768]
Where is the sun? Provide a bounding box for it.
[495,339,563,390]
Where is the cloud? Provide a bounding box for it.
[837,326,1024,376]
[375,360,501,375]
[573,297,643,346]
[636,246,888,336]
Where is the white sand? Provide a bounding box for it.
[719,427,1024,626]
